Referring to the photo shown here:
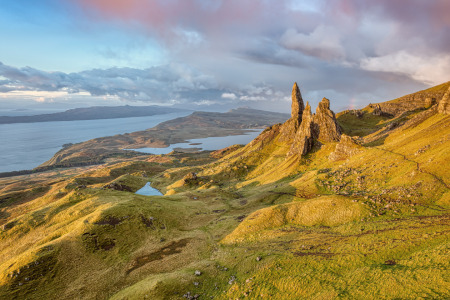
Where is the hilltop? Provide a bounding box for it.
[0,83,449,299]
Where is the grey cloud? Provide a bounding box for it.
[280,26,345,61]
[0,62,276,107]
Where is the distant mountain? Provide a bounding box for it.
[0,105,190,124]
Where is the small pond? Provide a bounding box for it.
[135,182,163,196]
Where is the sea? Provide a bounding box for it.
[0,112,261,173]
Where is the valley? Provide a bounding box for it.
[0,82,449,299]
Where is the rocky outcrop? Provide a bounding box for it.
[289,102,314,156]
[183,172,198,184]
[366,81,450,116]
[329,134,363,161]
[256,83,341,158]
[438,86,450,115]
[367,104,391,117]
[279,87,342,157]
[103,182,133,192]
[425,97,436,108]
[312,98,342,143]
[372,104,383,116]
[291,82,305,125]
[280,83,305,141]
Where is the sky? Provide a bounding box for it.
[0,0,449,113]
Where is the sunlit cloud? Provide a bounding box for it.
[361,51,450,86]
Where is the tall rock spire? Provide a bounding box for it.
[279,82,305,141]
[291,82,305,124]
[288,101,314,156]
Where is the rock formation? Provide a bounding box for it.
[438,86,450,115]
[312,98,342,143]
[291,82,305,125]
[372,104,383,116]
[280,82,305,140]
[425,97,436,108]
[289,102,314,156]
[329,134,363,161]
[365,81,450,116]
[286,92,342,156]
[257,82,342,157]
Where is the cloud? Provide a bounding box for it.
[221,93,237,100]
[65,0,448,89]
[280,26,345,61]
[0,61,221,103]
[360,51,450,86]
[2,0,450,113]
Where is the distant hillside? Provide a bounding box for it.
[368,81,450,116]
[0,105,190,124]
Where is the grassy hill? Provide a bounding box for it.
[0,84,449,299]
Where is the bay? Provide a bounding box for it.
[0,112,191,172]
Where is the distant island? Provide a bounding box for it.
[0,105,191,124]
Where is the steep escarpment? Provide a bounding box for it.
[368,81,450,116]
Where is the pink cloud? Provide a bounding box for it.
[73,0,272,38]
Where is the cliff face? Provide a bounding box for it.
[370,81,450,116]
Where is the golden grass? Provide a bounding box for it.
[222,195,367,244]
[1,89,449,299]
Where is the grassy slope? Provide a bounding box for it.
[0,95,449,299]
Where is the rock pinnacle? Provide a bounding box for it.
[291,82,305,124]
